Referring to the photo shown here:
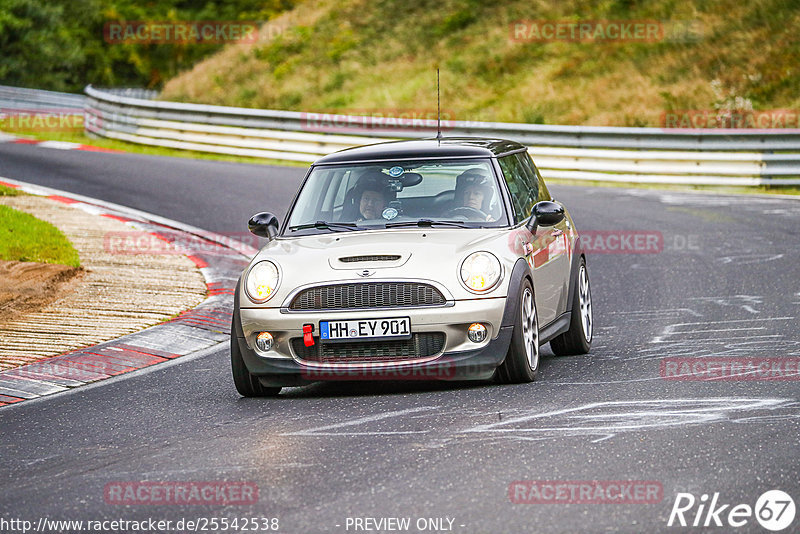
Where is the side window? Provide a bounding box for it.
[319,170,352,219]
[531,161,552,201]
[516,152,540,202]
[332,170,351,208]
[498,153,537,224]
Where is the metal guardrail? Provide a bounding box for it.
[83,85,800,186]
[0,83,786,186]
[0,84,86,111]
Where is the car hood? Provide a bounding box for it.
[241,227,519,307]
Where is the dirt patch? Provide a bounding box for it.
[0,260,84,325]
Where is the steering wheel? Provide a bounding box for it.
[445,206,489,220]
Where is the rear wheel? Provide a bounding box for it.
[550,258,592,355]
[497,279,539,384]
[231,331,281,397]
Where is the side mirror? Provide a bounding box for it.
[526,201,565,233]
[248,212,280,239]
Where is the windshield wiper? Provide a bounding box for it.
[289,220,359,232]
[385,218,471,228]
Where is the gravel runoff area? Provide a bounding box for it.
[0,193,207,370]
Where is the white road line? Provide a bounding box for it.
[606,307,701,317]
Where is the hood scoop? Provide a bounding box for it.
[329,253,410,270]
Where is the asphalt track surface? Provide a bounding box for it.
[1,143,799,533]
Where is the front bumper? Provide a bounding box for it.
[235,297,511,385]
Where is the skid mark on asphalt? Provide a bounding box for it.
[686,295,765,314]
[595,297,799,364]
[650,317,794,344]
[281,406,439,436]
[717,253,785,265]
[605,308,703,320]
[458,398,798,442]
[621,316,800,364]
[276,398,800,445]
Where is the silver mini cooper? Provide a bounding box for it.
[231,138,592,396]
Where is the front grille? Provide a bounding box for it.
[289,282,446,310]
[339,255,401,263]
[292,332,445,363]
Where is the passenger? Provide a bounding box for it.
[462,182,488,212]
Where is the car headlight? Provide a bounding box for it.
[460,251,502,293]
[245,260,281,303]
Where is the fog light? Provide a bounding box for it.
[467,323,487,343]
[255,331,274,352]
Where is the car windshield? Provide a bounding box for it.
[286,158,508,234]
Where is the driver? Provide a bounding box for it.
[354,172,393,221]
[449,169,495,221]
[359,187,387,220]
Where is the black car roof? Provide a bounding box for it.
[313,137,528,165]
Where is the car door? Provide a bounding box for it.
[528,157,571,317]
[498,152,567,326]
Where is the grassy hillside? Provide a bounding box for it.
[160,0,800,127]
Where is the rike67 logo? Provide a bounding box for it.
[668,490,795,531]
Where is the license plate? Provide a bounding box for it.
[319,317,411,342]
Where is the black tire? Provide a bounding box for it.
[550,257,592,356]
[231,332,281,397]
[496,279,540,384]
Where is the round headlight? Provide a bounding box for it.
[245,260,280,303]
[460,252,502,293]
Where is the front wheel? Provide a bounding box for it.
[496,279,539,384]
[550,257,592,355]
[231,330,281,397]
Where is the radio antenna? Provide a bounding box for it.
[436,68,442,141]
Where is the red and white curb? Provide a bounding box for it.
[0,177,259,407]
[0,132,121,153]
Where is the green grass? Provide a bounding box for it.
[0,185,24,197]
[0,205,81,267]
